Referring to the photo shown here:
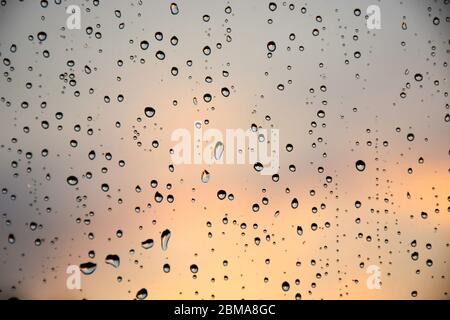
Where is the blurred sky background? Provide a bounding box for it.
[0,0,449,299]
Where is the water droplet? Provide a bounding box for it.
[161,229,171,251]
[217,190,227,200]
[140,40,149,50]
[267,41,276,52]
[355,160,366,172]
[214,141,224,160]
[8,234,15,244]
[136,288,148,300]
[141,239,154,250]
[155,51,166,60]
[80,262,97,275]
[201,170,210,183]
[144,107,155,118]
[67,176,78,186]
[155,191,163,203]
[105,254,120,268]
[163,264,171,273]
[221,87,230,97]
[254,162,263,172]
[170,3,179,15]
[37,31,47,41]
[190,264,199,274]
[202,46,211,56]
[282,281,290,292]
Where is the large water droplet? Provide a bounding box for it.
[105,254,120,268]
[161,229,171,251]
[80,262,97,275]
[141,239,154,249]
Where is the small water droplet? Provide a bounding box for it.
[217,190,227,200]
[282,281,290,292]
[8,234,15,244]
[170,3,179,15]
[190,264,199,274]
[67,176,78,186]
[267,41,276,52]
[144,107,155,118]
[140,40,149,50]
[201,170,210,183]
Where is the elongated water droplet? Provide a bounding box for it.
[161,229,171,251]
[141,239,154,249]
[214,141,224,160]
[80,262,97,275]
[170,3,179,15]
